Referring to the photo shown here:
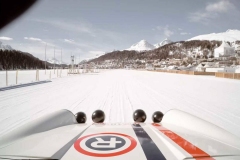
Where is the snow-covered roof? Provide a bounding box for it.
[215,41,232,49]
[204,64,211,68]
[196,63,204,68]
[168,66,176,69]
[221,41,230,47]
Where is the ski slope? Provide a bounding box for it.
[0,70,240,138]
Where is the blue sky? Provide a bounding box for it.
[0,0,239,63]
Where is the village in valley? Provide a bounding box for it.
[80,32,240,75]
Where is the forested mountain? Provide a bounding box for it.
[0,49,47,70]
[90,40,222,63]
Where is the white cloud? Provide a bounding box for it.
[29,19,127,59]
[156,25,174,37]
[64,39,75,43]
[24,37,55,46]
[34,19,96,37]
[206,0,234,13]
[0,36,13,40]
[189,0,235,24]
[33,19,127,44]
[89,51,105,55]
[63,39,92,49]
[180,32,191,35]
[189,12,217,24]
[24,37,42,42]
[164,29,174,37]
[178,28,182,31]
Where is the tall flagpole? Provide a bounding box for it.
[54,46,55,74]
[45,43,47,75]
[79,53,80,73]
[61,48,62,69]
[61,48,62,77]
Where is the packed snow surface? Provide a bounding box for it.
[0,70,240,138]
[187,29,240,42]
[0,69,69,87]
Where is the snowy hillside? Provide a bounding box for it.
[187,29,240,42]
[0,41,13,50]
[127,39,173,51]
[154,38,172,48]
[47,57,65,64]
[127,40,155,51]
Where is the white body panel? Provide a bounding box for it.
[0,109,240,160]
[62,124,147,160]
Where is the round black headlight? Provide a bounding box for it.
[75,112,87,123]
[133,109,147,122]
[92,109,105,123]
[152,111,164,123]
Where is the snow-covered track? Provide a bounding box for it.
[0,80,51,91]
[0,70,240,138]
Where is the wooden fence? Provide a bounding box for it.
[215,72,240,80]
[193,72,215,76]
[154,70,214,76]
[149,69,240,80]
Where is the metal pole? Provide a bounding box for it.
[71,55,74,73]
[16,70,18,84]
[73,55,77,72]
[78,54,80,74]
[61,48,62,69]
[61,48,62,77]
[6,70,8,86]
[36,70,38,81]
[54,47,55,74]
[45,43,47,75]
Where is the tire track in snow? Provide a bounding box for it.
[0,74,102,135]
[1,70,240,137]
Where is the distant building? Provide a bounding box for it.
[145,63,154,70]
[236,46,240,54]
[196,63,205,72]
[236,57,240,64]
[214,41,235,58]
[169,58,182,64]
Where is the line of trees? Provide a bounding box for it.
[0,49,46,70]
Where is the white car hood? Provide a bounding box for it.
[0,110,240,160]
